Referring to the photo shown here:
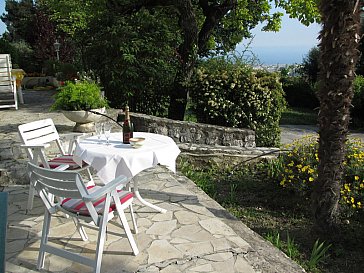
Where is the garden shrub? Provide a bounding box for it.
[300,46,319,86]
[352,75,364,121]
[281,76,319,109]
[50,80,108,111]
[272,136,364,213]
[189,57,286,147]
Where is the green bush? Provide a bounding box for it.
[189,57,286,147]
[0,38,39,72]
[50,80,109,111]
[352,75,364,121]
[42,61,79,81]
[281,76,319,109]
[271,136,364,213]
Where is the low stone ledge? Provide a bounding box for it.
[177,143,280,168]
[22,76,58,89]
[131,112,256,148]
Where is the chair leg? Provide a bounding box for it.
[94,195,112,273]
[111,192,139,255]
[72,217,88,241]
[13,84,18,110]
[85,168,94,186]
[118,209,139,256]
[37,209,51,269]
[129,203,138,234]
[26,184,35,213]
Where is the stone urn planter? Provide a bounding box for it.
[50,81,109,133]
[63,107,106,133]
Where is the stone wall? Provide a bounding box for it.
[22,77,58,89]
[128,112,278,170]
[131,112,256,148]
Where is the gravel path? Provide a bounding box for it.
[280,124,364,145]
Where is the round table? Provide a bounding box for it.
[73,132,181,213]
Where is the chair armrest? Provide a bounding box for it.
[20,143,50,149]
[83,175,130,202]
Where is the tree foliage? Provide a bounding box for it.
[275,0,320,25]
[41,0,320,120]
[1,0,37,44]
[0,0,76,72]
[301,46,320,85]
[356,17,364,76]
[83,7,181,115]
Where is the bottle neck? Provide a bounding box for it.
[124,106,130,121]
[125,111,130,121]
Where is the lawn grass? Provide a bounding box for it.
[186,105,364,131]
[179,161,364,273]
[281,107,364,130]
[280,107,318,125]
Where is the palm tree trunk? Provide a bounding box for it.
[312,0,361,233]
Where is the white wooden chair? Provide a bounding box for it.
[18,118,94,212]
[28,162,139,273]
[0,54,18,110]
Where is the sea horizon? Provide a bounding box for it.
[235,44,315,66]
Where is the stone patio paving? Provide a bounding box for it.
[4,166,305,273]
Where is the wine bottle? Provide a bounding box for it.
[122,106,134,144]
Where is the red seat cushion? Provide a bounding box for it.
[40,155,86,170]
[61,186,133,216]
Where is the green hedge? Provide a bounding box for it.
[281,76,319,109]
[189,58,286,147]
[352,75,364,120]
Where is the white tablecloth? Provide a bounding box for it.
[73,132,181,184]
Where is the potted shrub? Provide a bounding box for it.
[51,80,108,132]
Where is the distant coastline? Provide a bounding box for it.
[236,45,314,66]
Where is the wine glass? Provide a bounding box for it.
[103,122,112,145]
[94,122,104,144]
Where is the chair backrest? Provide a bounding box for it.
[0,54,12,83]
[28,162,101,223]
[18,118,65,162]
[28,162,86,198]
[0,54,17,109]
[27,162,94,212]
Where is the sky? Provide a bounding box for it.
[0,0,5,35]
[237,11,321,65]
[0,3,320,65]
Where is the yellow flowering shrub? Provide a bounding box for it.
[341,139,364,209]
[275,136,364,211]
